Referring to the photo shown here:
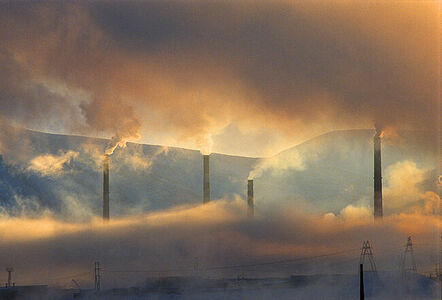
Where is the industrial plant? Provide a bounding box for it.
[0,126,438,300]
[100,129,386,221]
[0,1,439,298]
[0,125,435,300]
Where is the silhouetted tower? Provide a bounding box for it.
[94,261,101,291]
[401,236,417,277]
[203,155,210,203]
[359,264,365,300]
[373,128,383,219]
[247,180,254,217]
[359,240,377,272]
[103,155,110,220]
[5,268,13,288]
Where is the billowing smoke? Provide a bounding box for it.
[105,129,140,156]
[0,1,438,156]
[248,134,324,179]
[248,149,311,179]
[199,133,214,155]
[0,4,438,296]
[0,3,142,155]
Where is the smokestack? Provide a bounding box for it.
[373,129,383,219]
[203,155,210,203]
[247,179,254,217]
[103,155,110,220]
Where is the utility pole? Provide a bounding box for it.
[359,264,365,300]
[359,241,377,272]
[5,268,13,288]
[94,261,101,291]
[401,236,417,278]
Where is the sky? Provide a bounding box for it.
[0,0,439,157]
[0,0,439,291]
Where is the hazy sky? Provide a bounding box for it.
[0,199,439,288]
[0,0,438,156]
[0,2,440,292]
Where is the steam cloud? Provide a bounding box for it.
[0,199,439,288]
[248,149,314,179]
[199,133,214,155]
[27,151,79,177]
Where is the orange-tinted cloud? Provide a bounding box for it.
[0,199,439,286]
[0,1,438,156]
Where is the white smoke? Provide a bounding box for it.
[248,148,319,179]
[27,150,79,176]
[199,133,213,155]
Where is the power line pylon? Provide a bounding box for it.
[5,267,13,288]
[401,236,417,277]
[94,261,101,291]
[359,240,377,272]
[71,279,81,290]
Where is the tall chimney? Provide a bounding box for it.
[373,129,383,219]
[203,155,210,203]
[103,155,110,220]
[247,179,254,217]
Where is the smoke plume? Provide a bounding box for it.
[0,1,438,156]
[27,151,79,177]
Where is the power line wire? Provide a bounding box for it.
[102,248,360,274]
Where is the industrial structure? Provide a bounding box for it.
[203,155,210,203]
[247,179,254,217]
[94,261,101,291]
[373,128,383,219]
[401,236,417,277]
[359,264,365,300]
[103,155,110,220]
[5,268,13,288]
[359,240,377,272]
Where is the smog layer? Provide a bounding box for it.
[0,1,439,298]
